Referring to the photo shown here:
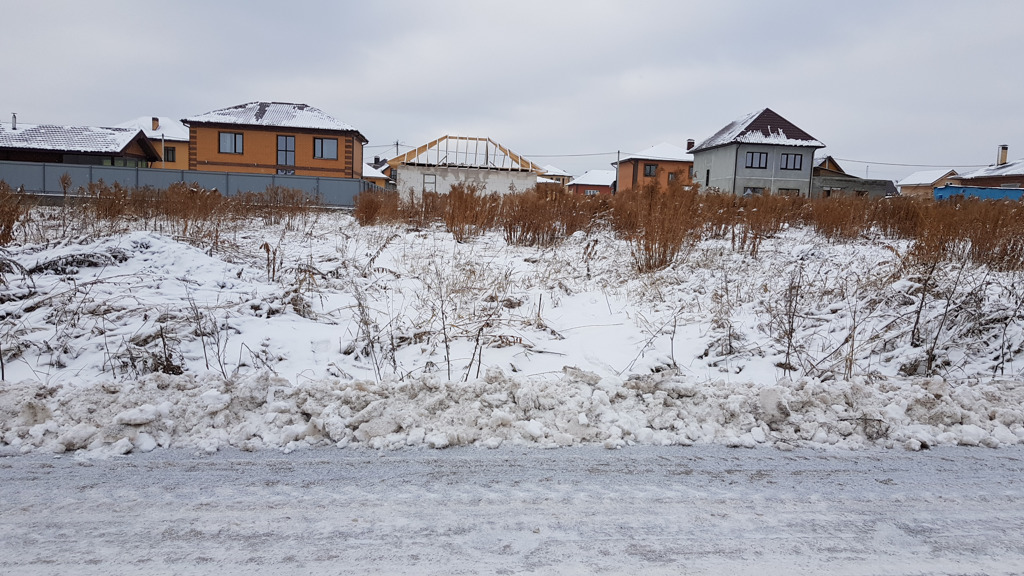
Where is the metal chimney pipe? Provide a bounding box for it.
[998,144,1009,166]
[11,113,16,130]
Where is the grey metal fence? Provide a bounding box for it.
[0,160,378,207]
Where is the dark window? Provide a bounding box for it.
[745,152,768,169]
[668,173,676,182]
[778,188,801,197]
[277,136,295,166]
[219,132,243,154]
[423,174,436,193]
[164,146,176,163]
[643,163,657,177]
[743,187,765,196]
[314,138,338,160]
[705,170,710,187]
[780,153,803,171]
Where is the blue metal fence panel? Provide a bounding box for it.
[0,160,374,206]
[935,185,1024,201]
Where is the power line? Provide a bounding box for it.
[833,157,989,168]
[522,151,618,158]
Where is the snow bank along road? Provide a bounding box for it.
[2,446,1023,575]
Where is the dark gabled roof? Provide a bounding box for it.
[691,108,824,153]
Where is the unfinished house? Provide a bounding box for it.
[387,135,543,200]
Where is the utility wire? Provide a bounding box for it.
[834,157,989,168]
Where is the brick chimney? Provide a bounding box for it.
[998,144,1009,166]
[686,139,695,151]
[151,117,160,131]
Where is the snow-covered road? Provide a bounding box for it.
[2,446,1023,575]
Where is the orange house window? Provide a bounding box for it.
[314,138,338,160]
[219,132,243,154]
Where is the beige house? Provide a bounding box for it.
[896,169,958,199]
[116,116,190,170]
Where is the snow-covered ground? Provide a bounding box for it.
[3,446,1024,575]
[2,209,1024,454]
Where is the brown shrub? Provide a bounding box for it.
[612,183,700,272]
[0,180,33,245]
[353,189,400,226]
[445,182,498,242]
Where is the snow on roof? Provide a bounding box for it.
[537,176,559,184]
[541,164,571,177]
[0,122,144,154]
[957,158,1024,179]
[569,169,616,187]
[389,135,542,173]
[897,169,958,187]
[183,102,362,135]
[116,116,190,141]
[614,143,692,165]
[691,108,824,153]
[363,163,388,180]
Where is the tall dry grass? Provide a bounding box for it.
[353,181,1024,273]
[0,180,33,245]
[612,183,701,272]
[445,183,500,243]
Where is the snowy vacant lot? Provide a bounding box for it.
[2,446,1024,575]
[2,207,1024,454]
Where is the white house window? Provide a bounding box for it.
[780,153,803,170]
[423,174,436,193]
[585,189,598,196]
[745,152,768,169]
[314,138,338,160]
[219,132,243,154]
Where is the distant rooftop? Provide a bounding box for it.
[613,143,692,165]
[116,116,189,141]
[0,122,145,154]
[958,158,1024,179]
[897,169,958,187]
[569,169,616,187]
[541,164,571,177]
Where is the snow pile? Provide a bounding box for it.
[3,367,1023,456]
[3,210,1024,455]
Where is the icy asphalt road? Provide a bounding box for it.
[1,446,1023,576]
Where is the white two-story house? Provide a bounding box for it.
[690,108,824,197]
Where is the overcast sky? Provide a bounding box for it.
[2,0,1021,181]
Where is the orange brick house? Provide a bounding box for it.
[612,143,693,193]
[182,102,367,178]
